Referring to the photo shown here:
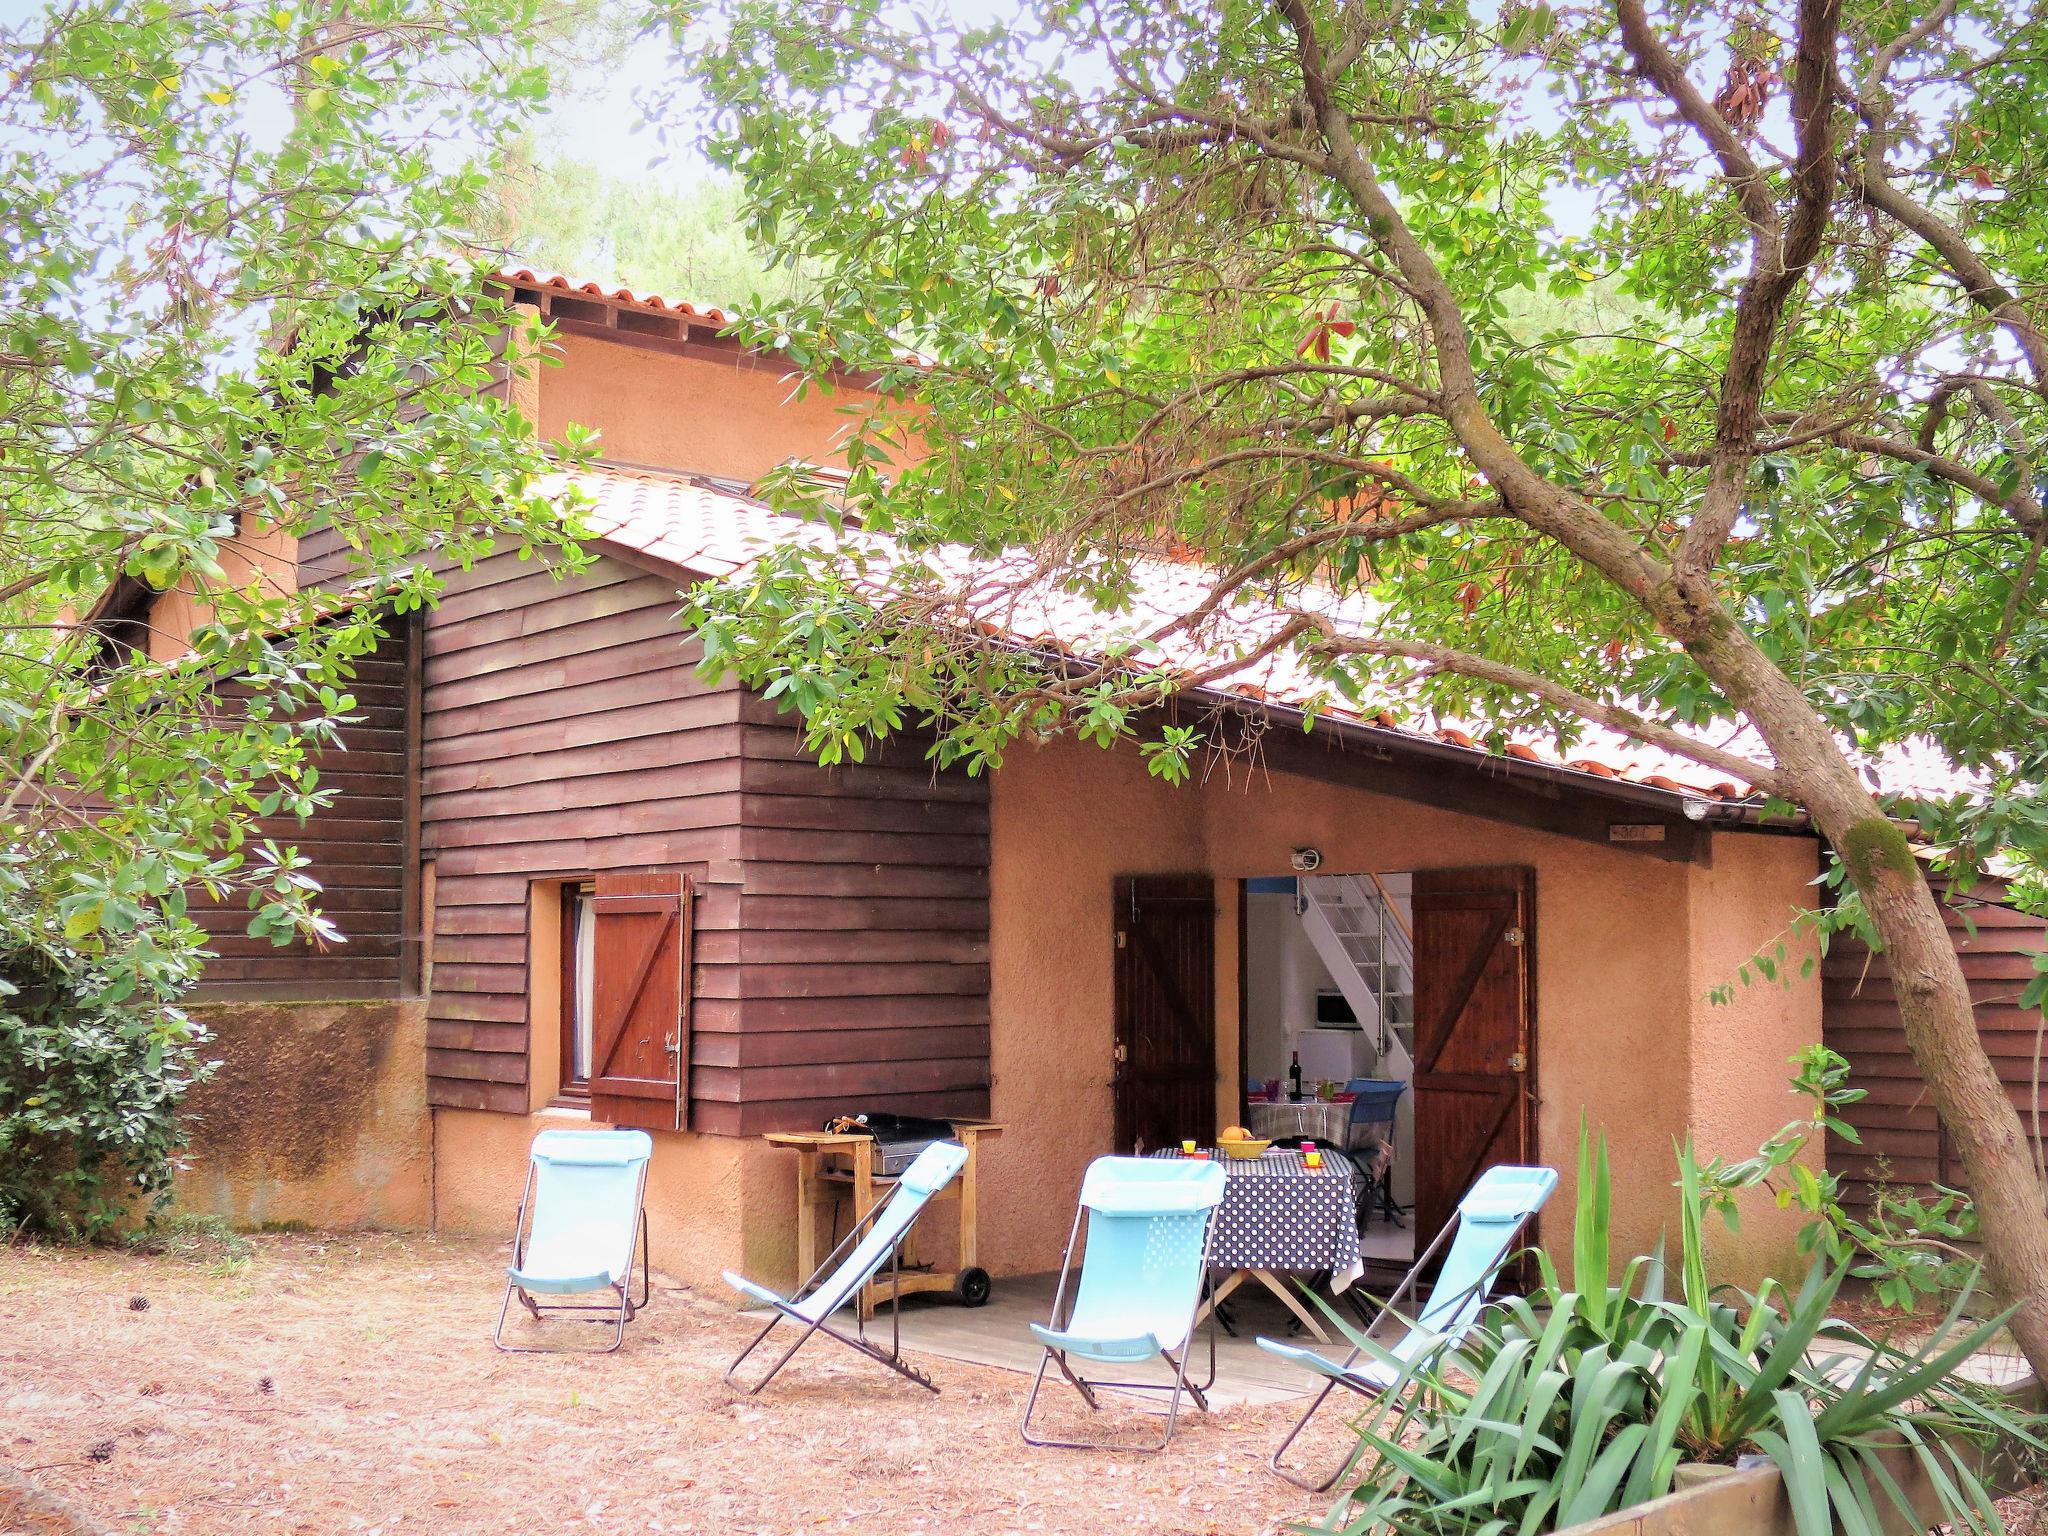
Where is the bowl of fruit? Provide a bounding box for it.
[1215,1125,1273,1160]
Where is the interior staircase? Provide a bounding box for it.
[1298,874,1414,1077]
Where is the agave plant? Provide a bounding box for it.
[1316,1127,2041,1536]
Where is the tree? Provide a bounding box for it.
[0,0,586,976]
[481,142,817,308]
[0,1,598,1225]
[671,0,2048,1373]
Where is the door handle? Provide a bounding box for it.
[1113,1042,1129,1064]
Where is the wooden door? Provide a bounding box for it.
[589,870,693,1132]
[1112,875,1218,1152]
[1411,866,1535,1242]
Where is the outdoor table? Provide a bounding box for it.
[1247,1099,1353,1145]
[1148,1147,1362,1342]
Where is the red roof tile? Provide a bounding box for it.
[491,266,736,326]
[546,463,1984,812]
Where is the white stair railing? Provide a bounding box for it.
[1298,874,1414,1079]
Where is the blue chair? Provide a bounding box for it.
[1259,1163,1559,1490]
[723,1140,970,1395]
[1344,1078,1408,1227]
[1020,1156,1229,1452]
[494,1128,653,1353]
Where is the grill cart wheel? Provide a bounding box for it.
[953,1266,992,1307]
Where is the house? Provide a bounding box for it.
[89,268,2041,1293]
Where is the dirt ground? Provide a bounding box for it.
[0,1232,1345,1536]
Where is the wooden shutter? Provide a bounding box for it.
[1112,875,1218,1153]
[1411,866,1535,1244]
[589,870,692,1132]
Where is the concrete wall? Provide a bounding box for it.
[176,1000,431,1229]
[430,1105,805,1290]
[1684,830,1828,1280]
[978,734,1823,1286]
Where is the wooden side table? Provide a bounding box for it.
[763,1121,1005,1318]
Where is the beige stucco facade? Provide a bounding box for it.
[538,332,895,481]
[413,732,1822,1297]
[145,516,300,662]
[975,735,1822,1288]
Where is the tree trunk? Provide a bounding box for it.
[1695,618,2048,1378]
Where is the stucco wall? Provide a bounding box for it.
[1686,831,1826,1279]
[146,517,299,661]
[980,734,1824,1286]
[176,999,431,1229]
[540,333,884,481]
[432,1107,808,1293]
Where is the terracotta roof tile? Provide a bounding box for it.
[492,266,735,326]
[548,463,1984,811]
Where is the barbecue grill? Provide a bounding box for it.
[764,1112,1003,1312]
[819,1112,959,1178]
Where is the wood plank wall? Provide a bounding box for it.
[186,624,412,1001]
[1823,885,2048,1212]
[418,547,995,1128]
[707,695,991,1135]
[418,549,744,1112]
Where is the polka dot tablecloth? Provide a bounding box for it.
[1150,1149,1364,1291]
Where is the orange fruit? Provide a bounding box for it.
[1221,1125,1250,1142]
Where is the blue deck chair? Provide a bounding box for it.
[494,1128,653,1353]
[1260,1163,1558,1490]
[1020,1156,1229,1453]
[723,1139,970,1395]
[1344,1078,1408,1228]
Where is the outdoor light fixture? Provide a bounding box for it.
[1290,847,1323,872]
[1682,798,1709,822]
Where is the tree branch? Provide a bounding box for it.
[1286,614,1787,796]
[1271,0,1671,610]
[1620,0,1843,584]
[1847,166,2048,385]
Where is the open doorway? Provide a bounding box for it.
[1241,866,1538,1274]
[1243,872,1418,1267]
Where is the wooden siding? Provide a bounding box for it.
[294,521,358,595]
[418,548,993,1129]
[186,623,414,1001]
[708,698,991,1134]
[1823,887,2048,1212]
[418,548,742,1112]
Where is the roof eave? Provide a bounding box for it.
[1237,694,1798,830]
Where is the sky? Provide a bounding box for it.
[544,35,711,189]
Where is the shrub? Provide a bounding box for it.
[0,868,214,1242]
[1320,1126,2042,1536]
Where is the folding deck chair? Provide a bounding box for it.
[723,1139,970,1395]
[494,1128,653,1353]
[1260,1162,1558,1490]
[1020,1156,1229,1453]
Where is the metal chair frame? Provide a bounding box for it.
[1019,1198,1223,1454]
[1267,1209,1529,1492]
[492,1155,652,1355]
[723,1192,939,1396]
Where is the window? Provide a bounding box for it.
[558,882,597,1097]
